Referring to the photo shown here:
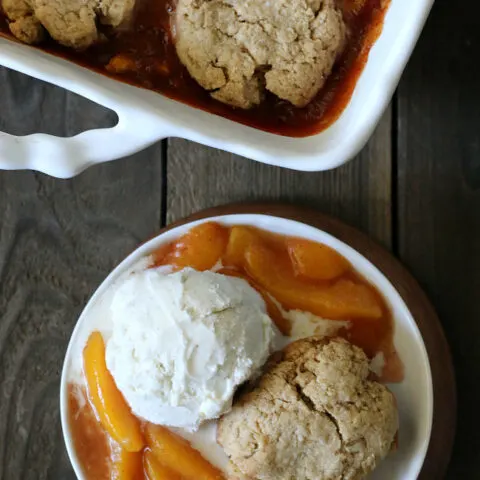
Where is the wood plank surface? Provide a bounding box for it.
[167,108,392,249]
[0,69,117,136]
[0,67,164,479]
[396,1,478,477]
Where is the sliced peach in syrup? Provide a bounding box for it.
[164,222,229,271]
[223,226,258,268]
[68,385,111,480]
[245,243,382,320]
[143,450,182,480]
[145,424,224,480]
[83,331,144,452]
[150,241,174,268]
[106,54,137,74]
[218,267,291,335]
[111,442,143,480]
[287,238,350,281]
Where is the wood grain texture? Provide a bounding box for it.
[167,107,392,249]
[161,202,456,480]
[0,68,117,136]
[397,0,477,477]
[0,68,164,479]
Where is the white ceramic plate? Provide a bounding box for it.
[60,214,433,479]
[1,0,434,177]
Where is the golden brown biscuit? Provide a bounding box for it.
[175,0,347,109]
[217,337,398,480]
[2,0,135,49]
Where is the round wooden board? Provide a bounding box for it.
[163,202,456,479]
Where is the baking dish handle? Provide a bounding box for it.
[0,111,171,178]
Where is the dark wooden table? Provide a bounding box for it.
[0,0,477,477]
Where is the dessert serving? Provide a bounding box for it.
[60,216,432,480]
[0,0,389,136]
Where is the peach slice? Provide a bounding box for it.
[83,332,144,452]
[151,241,174,268]
[143,450,182,480]
[145,424,224,480]
[223,226,258,268]
[111,442,143,480]
[106,54,137,74]
[287,238,350,281]
[164,222,229,271]
[245,244,382,320]
[218,267,291,335]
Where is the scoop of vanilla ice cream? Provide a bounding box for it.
[105,267,276,430]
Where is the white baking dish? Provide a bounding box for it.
[0,0,433,178]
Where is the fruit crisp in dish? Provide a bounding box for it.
[0,0,390,136]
